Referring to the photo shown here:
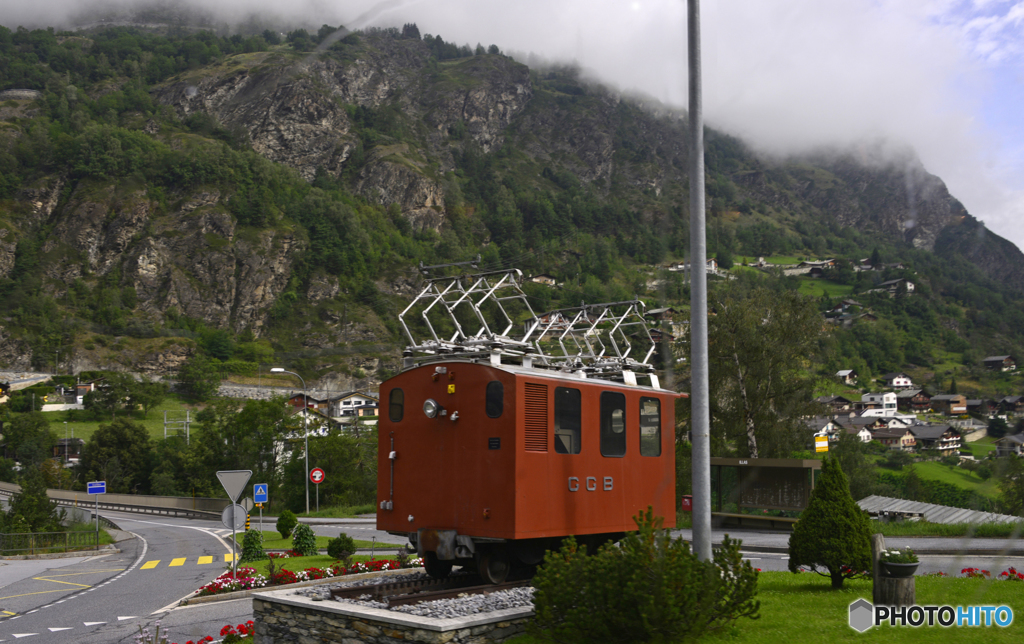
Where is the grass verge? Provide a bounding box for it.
[507,572,1024,643]
[245,553,400,576]
[297,504,376,519]
[233,530,378,550]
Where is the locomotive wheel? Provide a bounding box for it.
[477,548,510,584]
[424,551,453,579]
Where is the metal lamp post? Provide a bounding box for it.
[271,368,309,514]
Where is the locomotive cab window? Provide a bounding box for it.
[639,397,661,456]
[486,381,504,418]
[600,391,627,457]
[389,389,404,422]
[554,387,581,454]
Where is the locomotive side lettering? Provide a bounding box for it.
[568,476,615,491]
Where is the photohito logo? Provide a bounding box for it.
[849,599,1013,632]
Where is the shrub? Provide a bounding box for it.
[327,534,356,560]
[276,509,297,540]
[239,529,266,563]
[530,508,759,644]
[789,455,872,589]
[291,523,318,556]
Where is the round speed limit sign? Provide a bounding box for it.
[310,467,325,484]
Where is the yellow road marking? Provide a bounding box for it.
[141,560,160,569]
[224,554,234,562]
[31,577,89,588]
[1,610,15,615]
[169,558,186,567]
[0,589,71,600]
[197,556,213,565]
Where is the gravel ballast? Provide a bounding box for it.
[295,570,536,619]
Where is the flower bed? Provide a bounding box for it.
[195,558,423,597]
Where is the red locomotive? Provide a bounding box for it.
[377,266,682,583]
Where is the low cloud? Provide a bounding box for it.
[1,0,1020,250]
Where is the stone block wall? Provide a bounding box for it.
[253,590,532,644]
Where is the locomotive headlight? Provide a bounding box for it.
[423,398,442,418]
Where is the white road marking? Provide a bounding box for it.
[12,635,37,639]
[83,622,106,626]
[47,628,72,632]
[116,616,137,621]
[113,518,234,554]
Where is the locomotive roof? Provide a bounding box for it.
[397,359,685,396]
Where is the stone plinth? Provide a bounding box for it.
[253,587,533,644]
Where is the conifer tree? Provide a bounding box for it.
[788,456,872,589]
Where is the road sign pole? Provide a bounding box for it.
[95,494,99,534]
[232,508,237,577]
[260,505,263,534]
[316,483,319,513]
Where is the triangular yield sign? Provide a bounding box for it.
[216,470,252,503]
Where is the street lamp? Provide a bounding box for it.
[271,367,309,514]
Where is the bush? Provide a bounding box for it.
[530,508,759,644]
[788,456,872,589]
[239,529,266,563]
[276,509,297,540]
[291,523,318,557]
[327,534,356,560]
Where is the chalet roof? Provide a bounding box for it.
[1002,395,1022,404]
[965,399,983,406]
[996,434,1024,446]
[930,394,965,402]
[646,307,677,315]
[836,369,855,377]
[909,424,958,440]
[877,278,910,288]
[895,389,925,399]
[805,417,837,432]
[815,395,852,404]
[983,355,1012,362]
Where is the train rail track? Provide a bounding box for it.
[329,576,532,608]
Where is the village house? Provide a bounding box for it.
[645,307,677,322]
[836,369,857,386]
[930,394,968,416]
[965,399,999,416]
[881,372,914,390]
[896,389,931,413]
[859,392,898,415]
[815,395,853,413]
[995,434,1024,457]
[1000,396,1024,416]
[868,278,915,296]
[870,427,917,451]
[909,425,961,456]
[529,274,558,286]
[983,355,1016,372]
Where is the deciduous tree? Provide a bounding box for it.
[706,287,826,457]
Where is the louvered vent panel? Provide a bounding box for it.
[523,383,548,452]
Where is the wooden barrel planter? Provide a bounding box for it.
[871,534,915,607]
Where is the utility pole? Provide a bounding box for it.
[688,0,712,562]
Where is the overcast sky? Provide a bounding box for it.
[2,0,1022,251]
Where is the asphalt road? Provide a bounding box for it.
[0,512,410,643]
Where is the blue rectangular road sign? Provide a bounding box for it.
[253,483,268,504]
[87,481,106,495]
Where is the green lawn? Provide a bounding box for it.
[797,278,854,298]
[42,394,199,443]
[233,530,378,550]
[297,504,376,519]
[911,461,1000,499]
[507,572,1024,643]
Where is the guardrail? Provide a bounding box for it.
[0,482,230,521]
[0,530,98,555]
